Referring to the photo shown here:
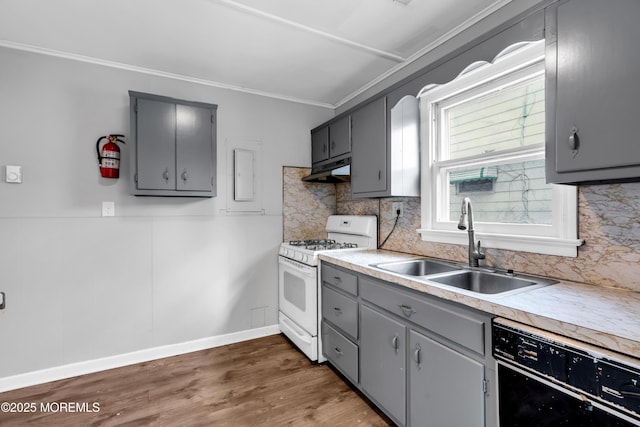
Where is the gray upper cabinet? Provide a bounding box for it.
[129,91,217,197]
[546,0,640,184]
[351,95,420,198]
[351,97,387,197]
[311,115,351,167]
[311,126,329,164]
[329,115,351,159]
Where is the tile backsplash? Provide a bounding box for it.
[282,168,640,292]
[282,167,336,242]
[337,182,640,293]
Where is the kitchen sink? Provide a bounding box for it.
[371,259,458,276]
[371,258,555,295]
[428,270,555,295]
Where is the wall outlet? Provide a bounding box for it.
[392,202,404,218]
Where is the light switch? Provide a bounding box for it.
[6,165,22,183]
[102,201,115,217]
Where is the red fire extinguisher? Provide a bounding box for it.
[96,134,125,178]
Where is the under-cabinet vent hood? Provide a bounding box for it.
[302,159,350,183]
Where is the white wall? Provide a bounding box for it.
[0,46,333,379]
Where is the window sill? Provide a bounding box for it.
[417,228,584,258]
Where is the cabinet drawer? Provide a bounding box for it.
[322,285,358,339]
[360,276,486,355]
[321,264,358,296]
[322,323,358,383]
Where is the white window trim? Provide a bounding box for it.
[417,40,583,257]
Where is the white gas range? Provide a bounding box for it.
[278,215,377,361]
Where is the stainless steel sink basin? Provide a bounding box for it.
[428,270,555,295]
[371,259,458,276]
[371,258,555,295]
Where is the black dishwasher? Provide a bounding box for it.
[493,318,640,426]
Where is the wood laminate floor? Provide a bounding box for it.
[0,334,393,426]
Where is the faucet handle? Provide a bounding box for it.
[476,240,486,259]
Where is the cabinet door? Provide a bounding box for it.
[548,0,640,181]
[311,126,329,164]
[409,330,485,427]
[136,98,176,190]
[360,304,406,425]
[329,115,351,158]
[176,104,214,192]
[351,97,387,195]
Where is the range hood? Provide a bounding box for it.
[302,158,350,183]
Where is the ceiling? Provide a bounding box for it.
[0,0,510,108]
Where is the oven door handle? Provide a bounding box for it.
[279,256,315,276]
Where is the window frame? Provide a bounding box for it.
[417,41,583,257]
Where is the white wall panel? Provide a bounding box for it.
[0,46,331,379]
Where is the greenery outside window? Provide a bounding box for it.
[417,41,583,257]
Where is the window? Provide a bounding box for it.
[418,41,582,257]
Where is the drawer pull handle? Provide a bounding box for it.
[333,307,342,315]
[392,335,399,353]
[334,347,343,357]
[333,276,342,282]
[399,304,416,317]
[569,126,579,151]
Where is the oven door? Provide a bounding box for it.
[278,256,317,337]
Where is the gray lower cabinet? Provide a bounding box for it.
[409,330,485,427]
[546,0,640,184]
[320,262,495,427]
[322,322,359,384]
[129,91,217,197]
[360,304,407,425]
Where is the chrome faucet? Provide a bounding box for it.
[457,197,485,267]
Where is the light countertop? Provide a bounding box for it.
[319,249,640,359]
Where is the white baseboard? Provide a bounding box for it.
[0,324,280,393]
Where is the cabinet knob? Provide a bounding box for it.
[162,169,170,181]
[181,169,188,182]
